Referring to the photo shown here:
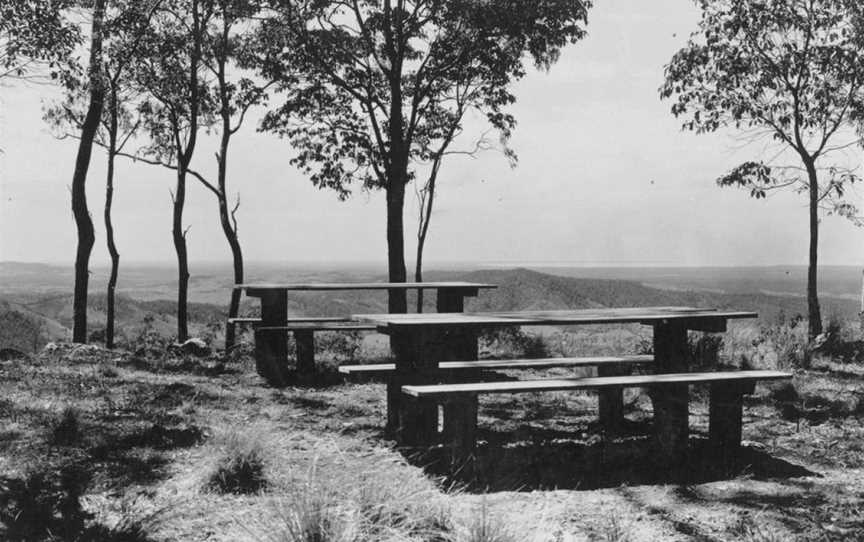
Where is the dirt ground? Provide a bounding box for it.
[1,344,863,541]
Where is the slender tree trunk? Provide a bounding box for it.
[215,22,244,350]
[414,171,436,313]
[71,0,106,344]
[217,133,243,349]
[104,91,120,349]
[804,158,822,339]
[173,166,190,342]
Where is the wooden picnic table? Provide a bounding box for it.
[353,306,759,456]
[235,281,496,384]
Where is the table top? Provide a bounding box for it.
[354,306,757,328]
[236,281,497,292]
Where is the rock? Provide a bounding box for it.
[811,333,829,350]
[176,338,210,357]
[70,344,103,361]
[0,347,28,361]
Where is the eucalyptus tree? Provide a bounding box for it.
[254,0,592,315]
[197,0,273,348]
[45,0,163,348]
[69,0,108,343]
[133,0,216,341]
[113,0,272,348]
[661,0,864,339]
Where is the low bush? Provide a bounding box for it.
[51,406,81,446]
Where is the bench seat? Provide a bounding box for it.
[402,369,790,397]
[339,354,652,374]
[258,323,377,332]
[227,317,262,324]
[399,369,792,467]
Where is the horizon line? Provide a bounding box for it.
[2,259,863,269]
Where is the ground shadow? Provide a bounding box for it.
[414,436,814,492]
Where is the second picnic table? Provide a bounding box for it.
[234,281,496,384]
[352,306,790,464]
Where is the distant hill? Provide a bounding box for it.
[1,265,859,352]
[442,269,859,322]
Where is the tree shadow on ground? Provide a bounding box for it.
[415,435,814,493]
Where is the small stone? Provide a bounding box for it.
[176,337,210,357]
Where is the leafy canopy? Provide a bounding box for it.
[0,0,80,80]
[253,0,591,198]
[660,0,864,201]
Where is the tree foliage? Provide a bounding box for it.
[0,0,80,80]
[255,0,591,198]
[660,0,864,338]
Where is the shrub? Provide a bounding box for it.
[315,331,362,363]
[479,328,548,359]
[52,406,81,446]
[0,465,93,541]
[207,430,268,495]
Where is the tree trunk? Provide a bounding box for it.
[71,0,106,344]
[415,175,436,313]
[386,175,408,314]
[216,36,244,350]
[104,90,119,349]
[173,167,190,342]
[804,158,822,339]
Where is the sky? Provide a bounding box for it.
[1,0,863,270]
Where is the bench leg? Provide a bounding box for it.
[442,394,479,468]
[709,382,750,471]
[254,327,290,387]
[294,330,315,379]
[399,395,439,447]
[597,363,630,436]
[651,385,690,462]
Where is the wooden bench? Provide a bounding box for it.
[338,354,653,374]
[255,321,377,377]
[400,369,792,467]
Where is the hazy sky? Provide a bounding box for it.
[1,0,863,269]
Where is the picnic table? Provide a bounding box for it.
[234,281,496,384]
[352,306,791,465]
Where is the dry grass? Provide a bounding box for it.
[2,326,864,540]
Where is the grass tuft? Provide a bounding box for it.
[462,499,518,542]
[206,429,268,495]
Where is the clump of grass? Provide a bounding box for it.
[206,429,268,495]
[248,447,453,541]
[353,460,452,539]
[256,462,357,542]
[52,405,81,446]
[461,500,518,542]
[731,512,787,542]
[587,510,632,542]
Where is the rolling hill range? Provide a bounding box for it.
[0,263,859,352]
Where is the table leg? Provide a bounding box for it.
[651,322,690,461]
[598,362,630,436]
[388,327,442,443]
[709,380,753,471]
[253,290,289,387]
[294,329,315,380]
